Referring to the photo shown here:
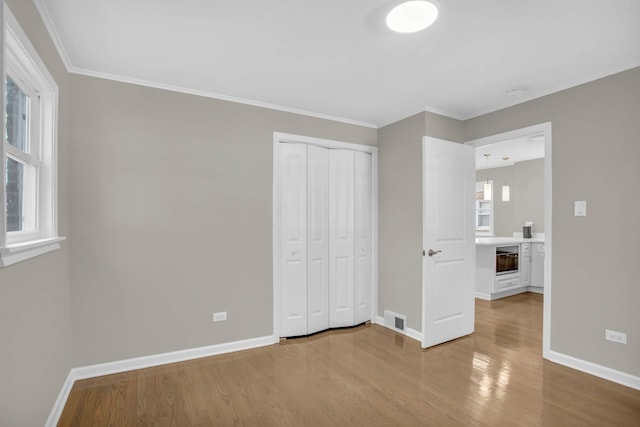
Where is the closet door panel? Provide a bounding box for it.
[354,152,372,324]
[307,145,330,334]
[329,149,355,328]
[280,143,308,337]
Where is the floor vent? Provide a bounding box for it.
[384,310,407,333]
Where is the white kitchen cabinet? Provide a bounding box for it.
[475,239,544,300]
[476,244,522,300]
[531,243,545,288]
[520,243,531,287]
[495,274,521,292]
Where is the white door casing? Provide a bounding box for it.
[422,137,476,348]
[464,122,552,358]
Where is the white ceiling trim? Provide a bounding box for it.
[458,58,640,121]
[68,66,379,129]
[32,0,640,130]
[423,106,465,122]
[33,0,378,130]
[34,0,73,71]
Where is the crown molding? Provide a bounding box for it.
[423,105,465,121]
[33,0,378,129]
[33,0,377,129]
[31,0,640,129]
[457,59,640,121]
[70,66,379,128]
[33,0,74,71]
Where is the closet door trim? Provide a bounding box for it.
[273,132,378,341]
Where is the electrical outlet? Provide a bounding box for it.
[213,311,227,322]
[605,329,627,344]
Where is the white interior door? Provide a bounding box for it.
[279,143,308,337]
[307,145,330,334]
[329,149,355,328]
[354,151,371,324]
[422,137,475,348]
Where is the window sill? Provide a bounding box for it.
[0,236,66,267]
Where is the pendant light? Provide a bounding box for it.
[502,157,510,202]
[483,154,492,200]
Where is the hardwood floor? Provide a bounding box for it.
[59,293,640,426]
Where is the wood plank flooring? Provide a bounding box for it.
[59,293,640,426]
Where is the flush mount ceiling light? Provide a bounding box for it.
[386,1,439,33]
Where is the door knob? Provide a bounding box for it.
[428,249,442,257]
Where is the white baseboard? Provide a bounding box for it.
[46,335,275,427]
[475,288,530,301]
[548,350,640,391]
[376,315,422,343]
[527,286,544,294]
[475,291,492,300]
[45,370,75,427]
[405,327,423,342]
[72,335,275,380]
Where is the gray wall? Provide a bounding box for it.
[68,75,377,366]
[513,159,545,234]
[465,67,640,376]
[377,112,463,331]
[476,158,544,236]
[0,1,73,426]
[2,4,639,424]
[476,165,515,236]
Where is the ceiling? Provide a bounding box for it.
[35,0,640,128]
[475,135,544,170]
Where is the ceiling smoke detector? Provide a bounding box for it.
[386,1,439,33]
[506,86,527,97]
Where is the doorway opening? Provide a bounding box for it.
[465,122,552,358]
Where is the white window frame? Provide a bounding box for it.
[0,4,64,267]
[475,180,494,236]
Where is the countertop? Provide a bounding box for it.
[475,237,545,246]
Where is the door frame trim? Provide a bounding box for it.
[272,132,378,341]
[464,122,553,359]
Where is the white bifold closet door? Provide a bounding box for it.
[354,150,372,325]
[328,149,355,328]
[279,143,371,337]
[307,145,330,334]
[280,143,308,337]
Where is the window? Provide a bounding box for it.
[0,4,63,267]
[6,75,37,234]
[475,181,494,235]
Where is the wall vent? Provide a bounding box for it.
[383,310,407,333]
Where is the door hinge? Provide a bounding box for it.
[422,250,425,256]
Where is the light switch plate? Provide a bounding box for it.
[213,311,227,322]
[605,329,627,344]
[574,201,587,216]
